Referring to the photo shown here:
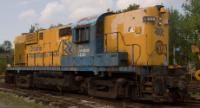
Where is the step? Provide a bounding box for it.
[143,82,153,86]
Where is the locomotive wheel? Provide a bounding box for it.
[87,78,128,99]
[169,89,187,102]
[5,72,16,84]
[16,74,33,88]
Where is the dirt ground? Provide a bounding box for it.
[0,91,50,108]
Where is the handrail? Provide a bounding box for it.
[104,32,141,65]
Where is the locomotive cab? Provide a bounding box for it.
[62,13,128,67]
[104,5,169,66]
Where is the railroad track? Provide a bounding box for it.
[0,85,111,108]
[0,83,199,108]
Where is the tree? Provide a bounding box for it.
[107,8,111,12]
[182,0,200,65]
[0,41,13,72]
[122,4,140,12]
[29,25,36,33]
[57,23,63,27]
[116,4,140,13]
[169,0,200,65]
[29,23,40,33]
[183,0,200,45]
[0,45,3,53]
[169,9,190,65]
[0,40,12,53]
[49,24,56,28]
[2,40,12,52]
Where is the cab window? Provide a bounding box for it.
[73,26,90,43]
[59,27,71,37]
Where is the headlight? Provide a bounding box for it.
[155,40,164,55]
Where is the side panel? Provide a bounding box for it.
[104,9,147,65]
[14,35,26,66]
[61,52,128,67]
[42,28,59,66]
[14,43,26,66]
[25,27,72,67]
[71,24,96,57]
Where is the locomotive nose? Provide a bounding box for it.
[155,40,166,55]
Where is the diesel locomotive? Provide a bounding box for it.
[6,5,188,102]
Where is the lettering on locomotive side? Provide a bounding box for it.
[78,48,90,57]
[28,45,42,52]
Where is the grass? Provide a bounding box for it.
[191,94,200,100]
[0,91,51,108]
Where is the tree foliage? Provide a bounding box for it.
[29,23,41,33]
[116,4,140,13]
[183,0,200,44]
[2,41,12,52]
[122,4,140,12]
[0,40,12,53]
[0,40,13,72]
[29,25,36,33]
[169,0,200,66]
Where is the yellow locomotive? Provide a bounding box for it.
[15,6,168,67]
[14,25,72,66]
[6,6,188,102]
